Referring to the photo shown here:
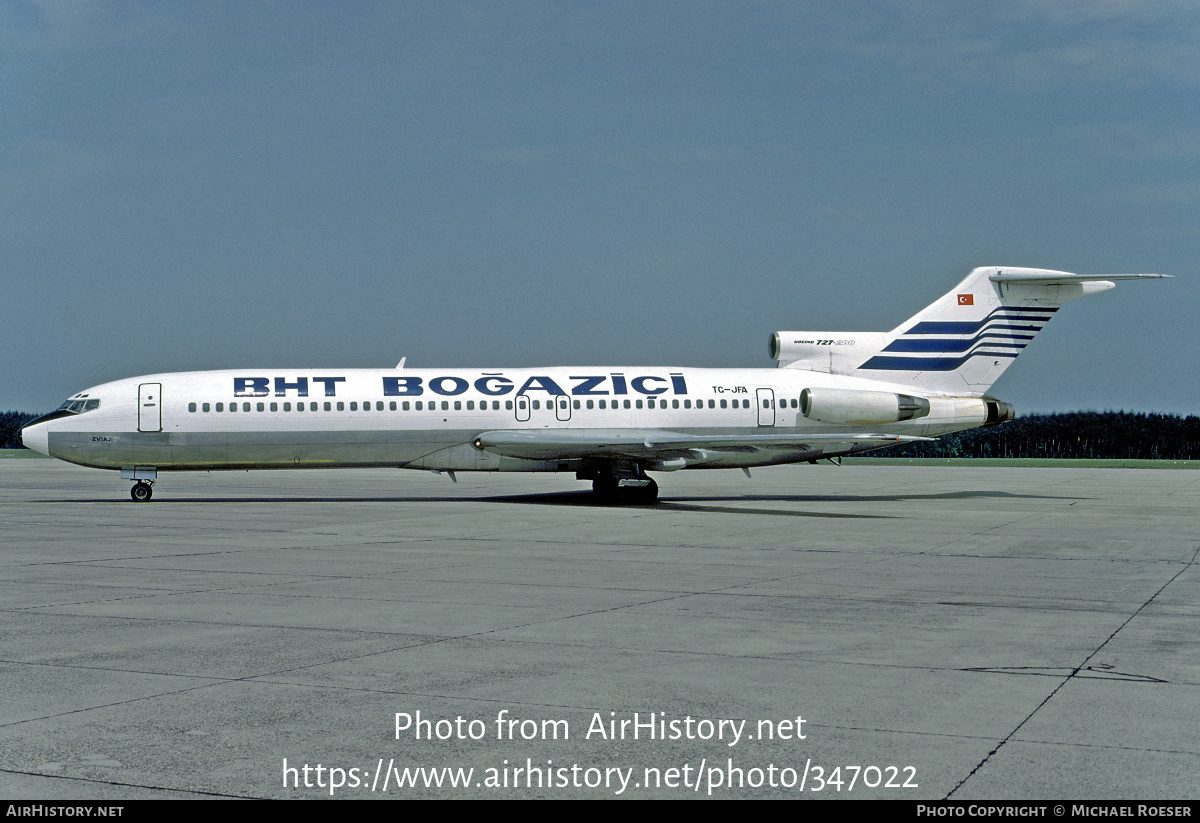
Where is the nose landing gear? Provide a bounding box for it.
[121,468,158,502]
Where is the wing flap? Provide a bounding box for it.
[473,429,932,461]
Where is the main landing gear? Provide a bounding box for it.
[582,464,659,505]
[130,481,153,502]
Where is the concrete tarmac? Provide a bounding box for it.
[1,459,1197,799]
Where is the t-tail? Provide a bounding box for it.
[770,267,1169,396]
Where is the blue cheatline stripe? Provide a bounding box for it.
[906,317,1053,335]
[885,328,1037,352]
[905,306,1058,336]
[883,336,1029,353]
[859,351,1021,372]
[906,321,989,335]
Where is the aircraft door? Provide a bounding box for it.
[514,394,531,422]
[138,383,162,432]
[555,395,571,422]
[756,388,775,427]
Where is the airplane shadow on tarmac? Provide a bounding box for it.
[51,488,1084,520]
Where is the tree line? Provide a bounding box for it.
[2,409,1197,459]
[877,411,1200,460]
[1,411,41,449]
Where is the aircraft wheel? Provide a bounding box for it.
[592,476,619,500]
[630,479,659,505]
[131,482,153,503]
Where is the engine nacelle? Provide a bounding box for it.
[983,397,1015,426]
[800,388,930,425]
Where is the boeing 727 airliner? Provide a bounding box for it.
[21,267,1167,503]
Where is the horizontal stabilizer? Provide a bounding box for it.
[989,271,1170,284]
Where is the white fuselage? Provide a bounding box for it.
[22,366,988,474]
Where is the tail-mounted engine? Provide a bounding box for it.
[799,388,1015,428]
[983,397,1015,426]
[800,388,930,425]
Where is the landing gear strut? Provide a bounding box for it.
[130,481,153,502]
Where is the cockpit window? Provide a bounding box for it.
[56,398,101,414]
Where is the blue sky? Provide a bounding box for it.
[2,1,1197,414]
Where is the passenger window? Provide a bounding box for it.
[466,400,474,410]
[296,403,303,412]
[243,402,251,412]
[202,403,210,412]
[402,401,410,411]
[623,399,631,409]
[270,402,278,412]
[441,401,449,411]
[505,400,513,410]
[216,403,224,412]
[573,400,581,409]
[708,399,715,409]
[532,400,540,410]
[350,402,357,411]
[376,401,383,411]
[415,401,423,410]
[188,402,197,412]
[598,400,606,409]
[720,399,727,409]
[325,402,332,411]
[684,399,691,409]
[283,402,291,411]
[337,402,344,411]
[454,401,462,411]
[672,399,679,409]
[586,400,594,409]
[635,399,643,409]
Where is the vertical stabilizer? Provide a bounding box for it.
[851,267,1166,394]
[773,267,1168,395]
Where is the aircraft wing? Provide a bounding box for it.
[473,428,933,461]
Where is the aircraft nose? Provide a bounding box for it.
[20,420,49,456]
